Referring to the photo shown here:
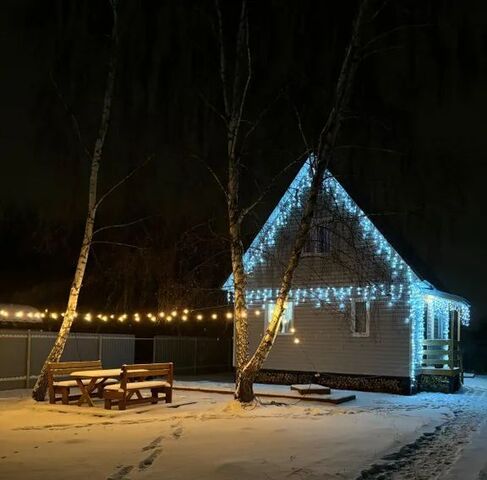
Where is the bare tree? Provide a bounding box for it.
[32,0,119,401]
[213,0,374,401]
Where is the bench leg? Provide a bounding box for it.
[165,389,172,403]
[150,389,158,404]
[104,399,112,410]
[119,396,126,411]
[61,388,69,405]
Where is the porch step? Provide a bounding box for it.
[290,384,331,395]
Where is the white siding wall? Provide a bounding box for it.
[247,300,411,377]
[239,191,412,378]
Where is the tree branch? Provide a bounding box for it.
[95,155,153,210]
[90,240,144,250]
[191,153,228,199]
[292,103,311,156]
[238,157,302,222]
[336,144,405,156]
[49,72,91,161]
[241,89,284,150]
[234,3,252,145]
[198,92,227,125]
[360,23,431,53]
[215,0,229,118]
[93,215,158,236]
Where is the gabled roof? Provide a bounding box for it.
[223,158,417,290]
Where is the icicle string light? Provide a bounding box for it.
[222,157,471,385]
[223,159,410,290]
[234,284,405,307]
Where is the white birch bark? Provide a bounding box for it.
[32,0,119,401]
[235,0,372,402]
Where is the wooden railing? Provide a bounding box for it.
[422,339,462,374]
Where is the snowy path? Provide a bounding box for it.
[356,379,487,479]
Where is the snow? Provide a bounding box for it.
[0,378,486,479]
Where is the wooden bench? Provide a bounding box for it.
[47,360,115,405]
[103,363,173,410]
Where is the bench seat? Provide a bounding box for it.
[47,360,105,404]
[103,363,173,410]
[105,380,171,392]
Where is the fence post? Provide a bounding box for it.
[25,330,32,388]
[98,335,103,361]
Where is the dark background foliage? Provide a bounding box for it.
[0,1,485,364]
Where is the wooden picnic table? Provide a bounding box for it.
[70,368,148,407]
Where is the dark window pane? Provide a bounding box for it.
[354,301,367,334]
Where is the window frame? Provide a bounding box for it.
[265,301,294,335]
[351,298,370,337]
[302,217,332,256]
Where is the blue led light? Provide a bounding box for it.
[223,157,470,385]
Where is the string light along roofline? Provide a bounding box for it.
[223,157,418,291]
[221,156,470,386]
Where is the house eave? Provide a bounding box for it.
[419,281,470,307]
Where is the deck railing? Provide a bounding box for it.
[422,339,462,372]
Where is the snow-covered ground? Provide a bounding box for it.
[0,377,486,480]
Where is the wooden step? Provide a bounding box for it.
[290,384,331,395]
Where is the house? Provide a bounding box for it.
[223,159,470,394]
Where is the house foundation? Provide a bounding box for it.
[255,369,414,395]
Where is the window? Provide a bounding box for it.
[351,299,370,337]
[303,219,332,255]
[265,302,294,335]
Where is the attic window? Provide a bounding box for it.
[303,219,331,255]
[265,302,294,335]
[351,299,370,337]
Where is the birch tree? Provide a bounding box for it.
[214,0,374,402]
[32,0,119,401]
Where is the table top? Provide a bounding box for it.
[70,368,150,378]
[70,368,122,378]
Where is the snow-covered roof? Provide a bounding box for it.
[222,158,469,309]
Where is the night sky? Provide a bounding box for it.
[1,0,486,344]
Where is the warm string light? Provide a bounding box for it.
[0,308,234,323]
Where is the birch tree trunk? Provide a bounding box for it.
[235,0,371,402]
[215,0,252,383]
[32,0,119,401]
